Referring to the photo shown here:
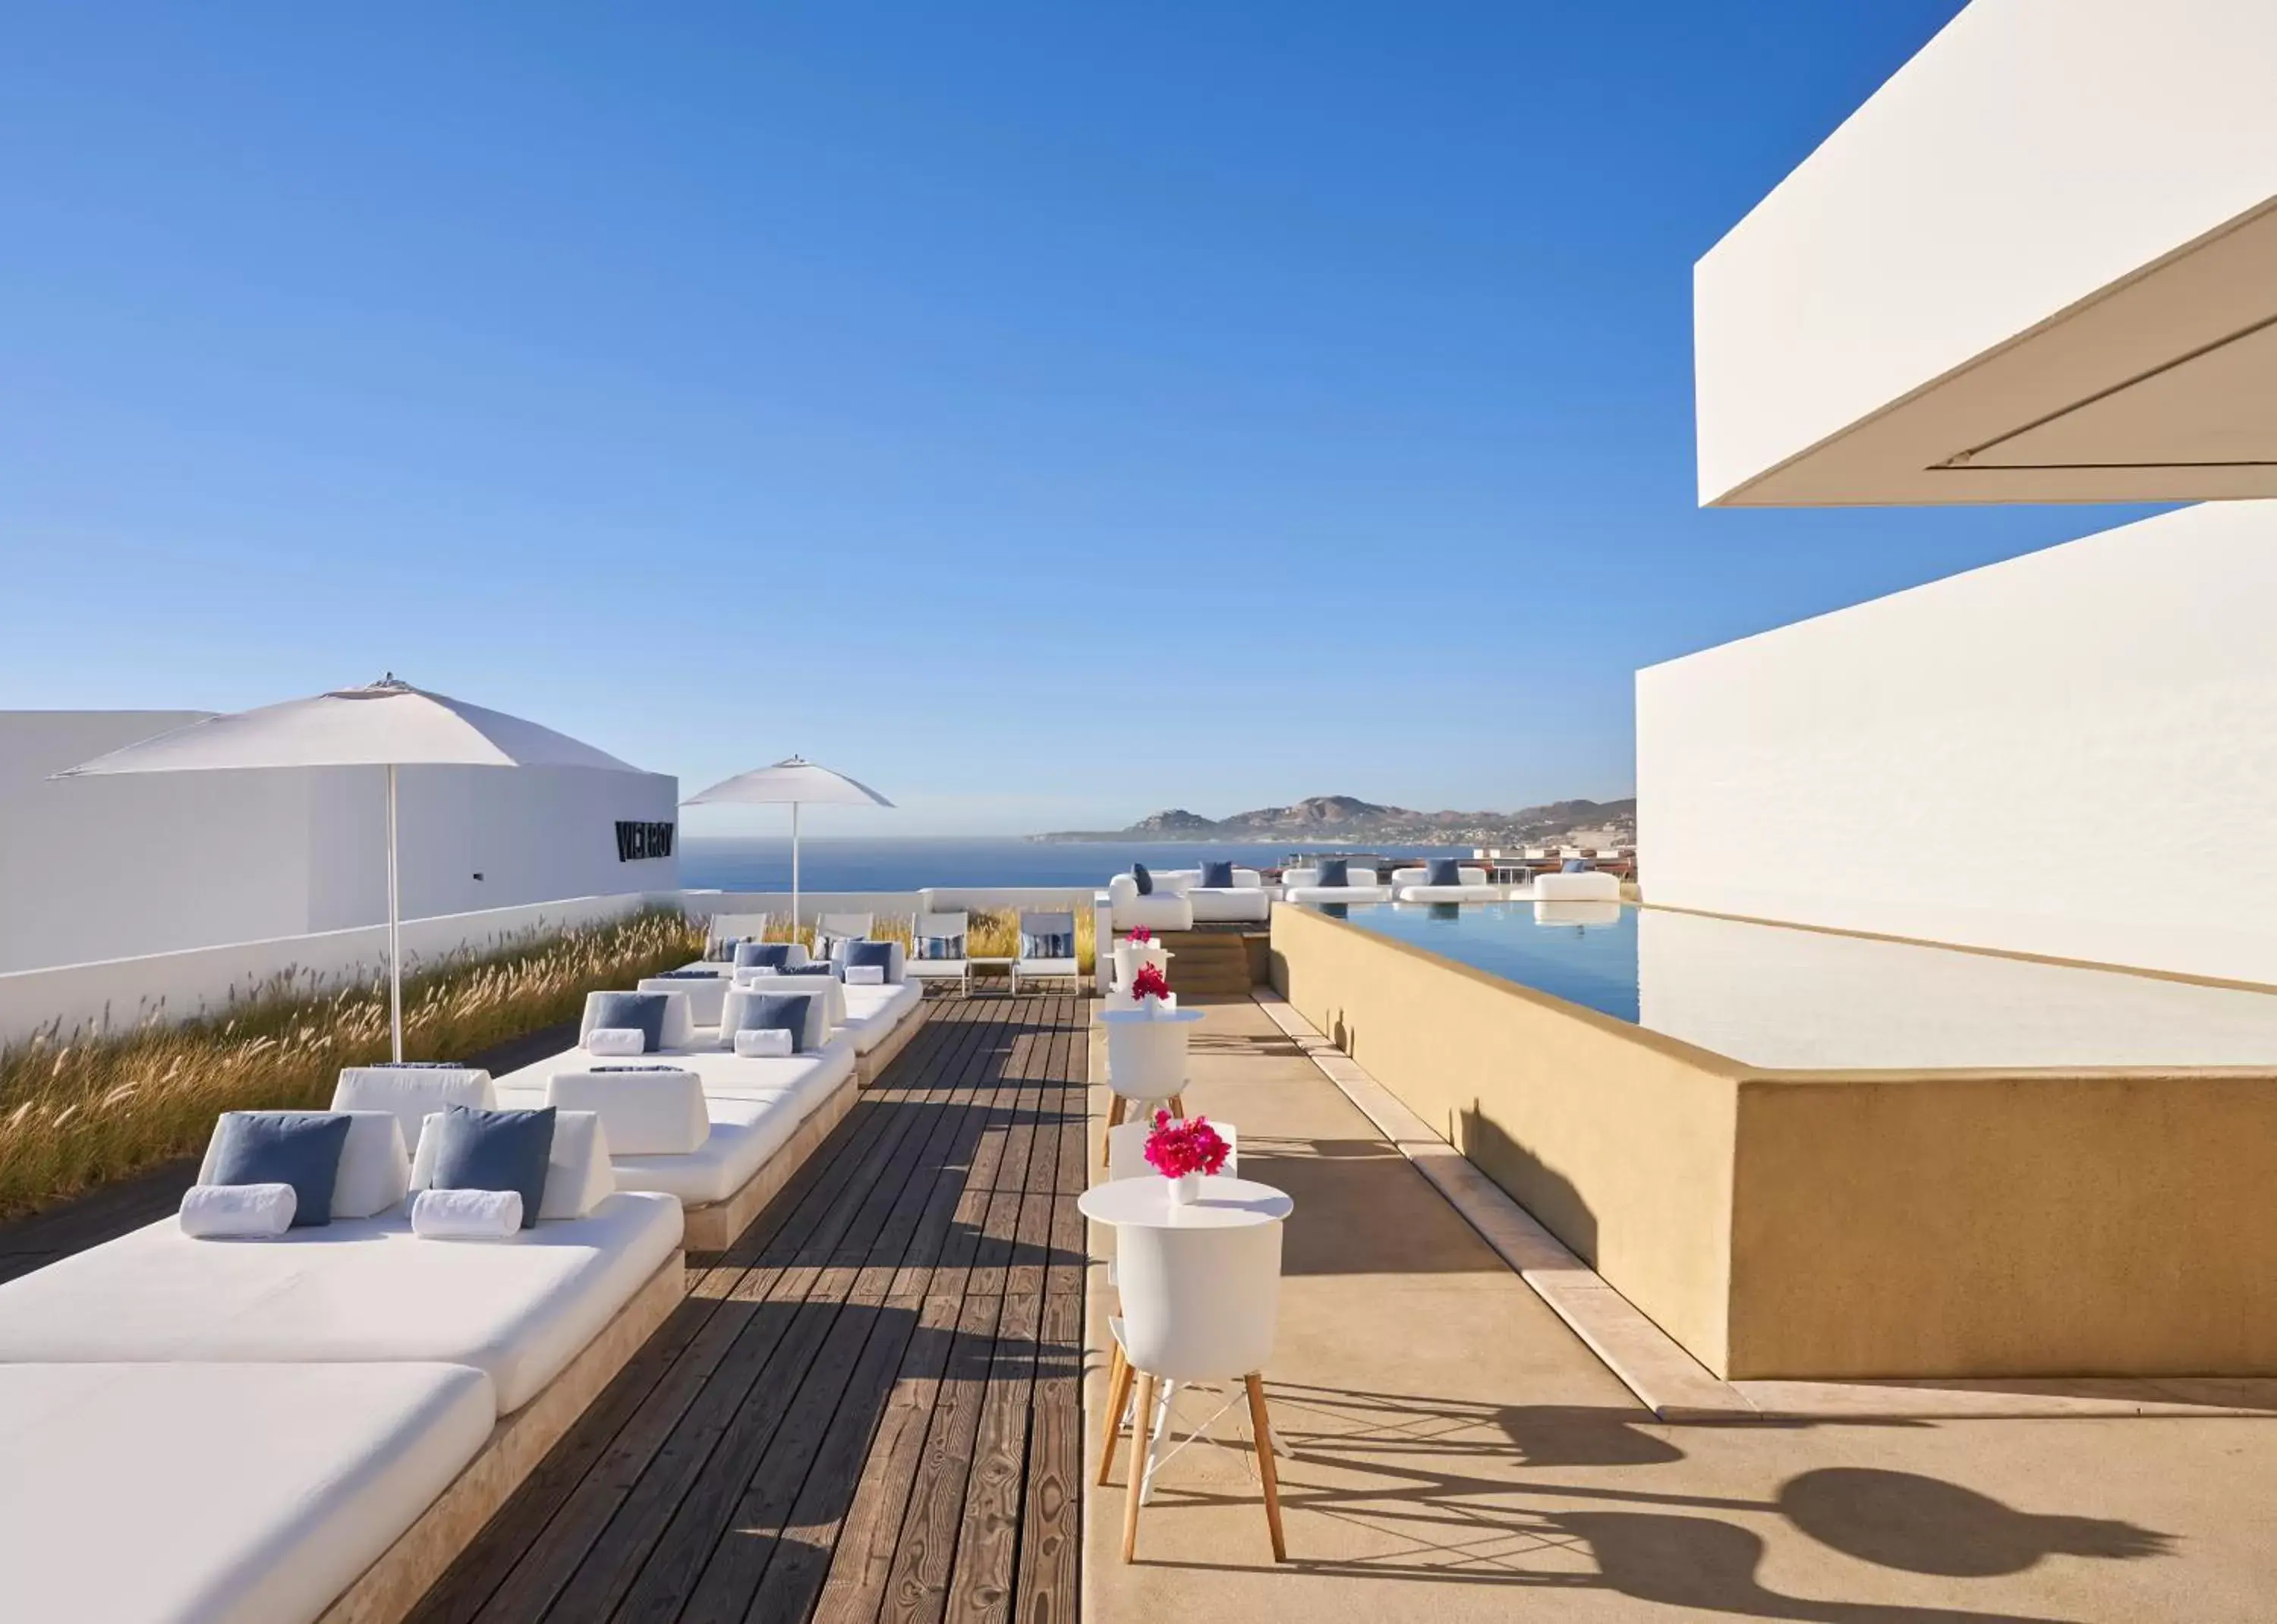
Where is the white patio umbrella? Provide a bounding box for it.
[682,757,893,930]
[52,676,650,1062]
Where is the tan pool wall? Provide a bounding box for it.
[1269,902,1743,1374]
[1273,904,2277,1380]
[1731,1072,2277,1379]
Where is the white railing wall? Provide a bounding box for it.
[0,892,685,1050]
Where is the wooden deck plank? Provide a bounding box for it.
[429,1010,1000,1624]
[408,993,1086,1624]
[417,1018,986,1624]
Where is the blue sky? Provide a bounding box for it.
[1,2,2158,836]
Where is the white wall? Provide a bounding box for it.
[1,713,681,974]
[1695,0,2277,505]
[1636,502,2277,985]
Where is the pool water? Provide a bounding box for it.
[1311,900,2277,1071]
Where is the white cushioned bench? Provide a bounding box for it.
[0,1191,683,1414]
[1390,864,1500,902]
[495,1037,861,1250]
[0,1361,494,1624]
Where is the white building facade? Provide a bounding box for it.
[0,711,680,976]
[1654,0,2277,986]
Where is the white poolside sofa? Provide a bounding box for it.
[1105,868,1272,930]
[1281,863,1393,904]
[1390,864,1498,903]
[1532,869,1622,902]
[0,1107,686,1624]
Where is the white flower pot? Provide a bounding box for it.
[1104,1011,1193,1097]
[1168,1172,1202,1207]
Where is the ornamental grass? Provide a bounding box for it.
[0,907,704,1219]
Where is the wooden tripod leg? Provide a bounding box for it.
[1123,1371,1157,1563]
[1246,1374,1287,1562]
[1101,1093,1126,1166]
[1096,1341,1132,1486]
[1167,1093,1185,1119]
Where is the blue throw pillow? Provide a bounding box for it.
[587,990,669,1051]
[918,933,965,961]
[1561,858,1589,873]
[1021,931,1074,959]
[734,941,794,970]
[729,993,814,1051]
[655,969,718,980]
[707,937,739,962]
[842,939,898,980]
[1315,858,1349,887]
[427,1105,556,1229]
[1201,860,1235,889]
[207,1111,354,1229]
[1427,858,1463,887]
[776,962,836,977]
[1132,864,1153,896]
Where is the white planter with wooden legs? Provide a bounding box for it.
[1098,1005,1204,1163]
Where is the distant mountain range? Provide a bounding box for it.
[1031,794,1636,845]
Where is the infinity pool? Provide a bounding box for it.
[1309,900,2277,1070]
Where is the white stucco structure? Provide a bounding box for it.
[0,712,680,976]
[1636,503,2277,985]
[1696,0,2277,506]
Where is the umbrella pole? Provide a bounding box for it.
[386,763,403,1063]
[790,801,801,939]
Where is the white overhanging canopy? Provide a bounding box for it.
[52,676,649,1061]
[682,757,893,930]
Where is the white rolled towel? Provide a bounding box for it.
[179,1182,297,1238]
[585,1027,647,1056]
[410,1187,524,1239]
[733,1026,795,1058]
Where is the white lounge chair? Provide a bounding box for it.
[1013,910,1081,993]
[1390,864,1498,903]
[814,911,874,963]
[704,911,770,960]
[1280,861,1392,905]
[909,910,972,996]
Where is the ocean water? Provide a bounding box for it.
[679,836,1472,892]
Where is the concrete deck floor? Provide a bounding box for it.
[1082,997,2277,1623]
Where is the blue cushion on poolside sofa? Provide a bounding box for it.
[1201,860,1235,889]
[427,1105,555,1229]
[206,1111,354,1229]
[734,941,794,970]
[1427,858,1463,887]
[842,939,899,981]
[1132,864,1153,895]
[776,961,837,978]
[729,993,816,1051]
[1315,858,1349,887]
[586,990,669,1052]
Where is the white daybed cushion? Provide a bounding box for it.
[0,1361,495,1624]
[330,1067,496,1156]
[0,1191,681,1414]
[1393,886,1499,902]
[1532,870,1623,901]
[196,1110,409,1221]
[839,980,922,1053]
[578,990,697,1052]
[497,1043,856,1206]
[546,1067,710,1156]
[408,1109,615,1222]
[722,980,838,1049]
[638,974,731,1027]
